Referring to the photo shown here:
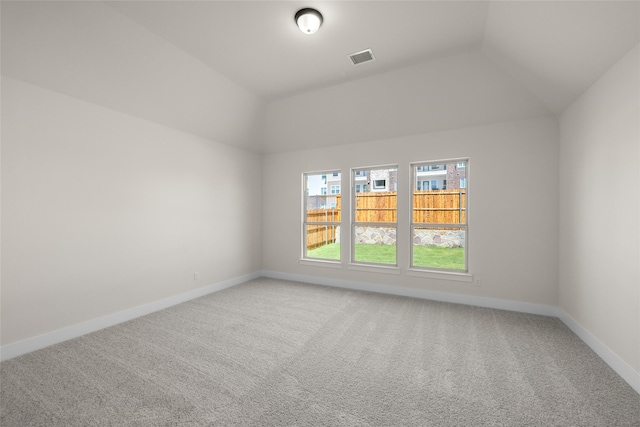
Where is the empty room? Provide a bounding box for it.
[1,1,639,425]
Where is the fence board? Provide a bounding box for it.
[305,204,340,250]
[413,190,466,224]
[355,192,397,222]
[306,224,339,250]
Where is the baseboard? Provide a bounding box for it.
[0,271,260,362]
[260,270,558,317]
[557,309,640,395]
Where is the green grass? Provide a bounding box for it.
[354,244,396,264]
[413,245,464,270]
[307,243,465,270]
[306,243,341,260]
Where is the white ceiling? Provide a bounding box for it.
[483,1,640,112]
[2,1,639,151]
[106,0,640,107]
[107,1,490,101]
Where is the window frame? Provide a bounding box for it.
[302,170,342,263]
[351,165,398,267]
[410,158,468,273]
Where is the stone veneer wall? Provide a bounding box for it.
[412,228,465,248]
[354,226,397,245]
[335,226,464,247]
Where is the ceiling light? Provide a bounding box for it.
[295,8,323,34]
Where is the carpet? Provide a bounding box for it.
[2,277,639,426]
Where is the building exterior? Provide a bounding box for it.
[415,162,466,190]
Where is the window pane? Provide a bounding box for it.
[413,160,466,225]
[306,172,341,211]
[354,167,397,223]
[305,225,340,260]
[412,160,468,272]
[412,227,465,270]
[352,166,398,266]
[354,226,397,265]
[304,172,341,261]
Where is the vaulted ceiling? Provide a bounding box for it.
[2,1,639,152]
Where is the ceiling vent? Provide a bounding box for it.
[349,49,375,65]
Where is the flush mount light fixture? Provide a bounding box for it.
[295,8,323,34]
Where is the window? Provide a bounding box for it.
[303,162,467,275]
[418,164,445,172]
[353,166,397,266]
[304,172,341,261]
[373,179,386,190]
[411,160,467,272]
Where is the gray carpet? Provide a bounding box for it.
[1,278,639,426]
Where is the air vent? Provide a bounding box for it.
[349,49,375,65]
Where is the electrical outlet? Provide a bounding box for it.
[194,272,200,280]
[475,278,482,285]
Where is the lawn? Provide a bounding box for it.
[307,243,465,270]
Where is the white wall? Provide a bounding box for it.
[559,45,640,375]
[264,50,551,153]
[262,116,559,307]
[1,1,266,151]
[1,77,262,347]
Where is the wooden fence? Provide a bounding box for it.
[354,192,396,222]
[306,190,466,249]
[412,189,466,224]
[306,208,341,249]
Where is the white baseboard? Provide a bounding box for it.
[261,270,558,317]
[0,271,260,362]
[557,309,640,395]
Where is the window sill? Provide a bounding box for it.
[348,263,401,275]
[299,259,343,269]
[406,268,473,283]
